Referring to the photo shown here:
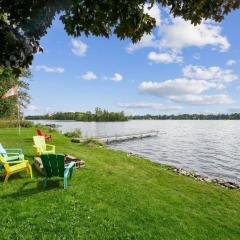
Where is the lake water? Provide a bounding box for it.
[34,120,240,183]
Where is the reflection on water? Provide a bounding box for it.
[34,120,240,183]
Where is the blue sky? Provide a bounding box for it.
[25,4,240,116]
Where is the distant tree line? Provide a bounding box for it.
[26,108,128,122]
[129,113,240,120]
[27,112,240,121]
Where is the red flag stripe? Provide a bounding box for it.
[2,85,18,100]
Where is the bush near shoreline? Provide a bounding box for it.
[0,119,34,128]
[0,127,239,239]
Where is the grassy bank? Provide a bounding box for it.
[0,128,239,240]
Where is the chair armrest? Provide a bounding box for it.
[5,148,22,154]
[5,160,23,164]
[46,144,55,147]
[46,144,55,151]
[5,152,21,155]
[5,153,24,161]
[65,161,75,169]
[64,161,75,177]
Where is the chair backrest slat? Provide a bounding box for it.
[33,136,46,151]
[41,154,65,177]
[0,144,7,157]
[36,129,43,136]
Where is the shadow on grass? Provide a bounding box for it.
[0,164,66,200]
[0,178,64,200]
[23,138,34,143]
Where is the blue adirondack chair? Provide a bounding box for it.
[41,154,75,189]
[0,143,24,169]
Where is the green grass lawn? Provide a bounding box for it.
[0,128,239,240]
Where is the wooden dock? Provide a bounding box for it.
[72,131,159,144]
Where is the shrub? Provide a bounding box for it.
[48,127,59,133]
[82,138,104,147]
[20,120,34,128]
[0,120,34,128]
[64,129,82,138]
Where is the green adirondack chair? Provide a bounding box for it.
[33,136,55,156]
[41,154,75,189]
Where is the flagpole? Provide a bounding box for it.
[17,91,21,136]
[2,85,21,136]
[1,85,20,136]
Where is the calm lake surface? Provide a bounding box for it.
[34,120,240,183]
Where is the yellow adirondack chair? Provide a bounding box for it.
[33,136,55,156]
[0,156,32,183]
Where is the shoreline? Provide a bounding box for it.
[12,119,240,190]
[166,165,240,190]
[124,151,240,190]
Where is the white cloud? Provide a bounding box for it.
[127,33,157,52]
[182,65,238,83]
[148,51,183,64]
[118,102,182,111]
[139,79,218,97]
[79,72,123,82]
[169,94,233,105]
[140,80,233,105]
[139,64,237,105]
[144,3,161,26]
[24,105,58,115]
[110,73,123,82]
[31,65,64,73]
[226,59,236,66]
[26,105,38,111]
[71,39,88,56]
[159,18,230,52]
[127,10,230,63]
[81,71,97,80]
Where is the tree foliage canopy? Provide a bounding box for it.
[0,0,239,69]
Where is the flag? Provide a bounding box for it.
[1,85,18,100]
